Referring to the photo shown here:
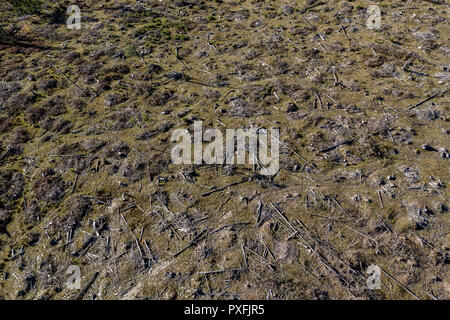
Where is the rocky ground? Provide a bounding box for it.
[0,0,448,300]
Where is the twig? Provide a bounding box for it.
[218,196,232,213]
[408,89,447,110]
[0,145,13,162]
[173,228,209,257]
[344,225,378,244]
[320,140,353,153]
[50,63,83,93]
[132,148,151,160]
[380,268,420,300]
[377,190,384,209]
[71,173,80,194]
[198,268,244,275]
[201,177,249,197]
[120,212,144,258]
[241,244,248,271]
[76,272,99,300]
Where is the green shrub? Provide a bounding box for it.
[0,24,14,43]
[4,0,42,15]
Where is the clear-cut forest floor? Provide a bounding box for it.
[0,0,448,299]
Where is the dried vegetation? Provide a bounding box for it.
[0,0,448,300]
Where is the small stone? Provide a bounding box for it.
[250,20,262,28]
[284,102,298,113]
[421,144,437,151]
[406,203,429,230]
[104,93,121,107]
[399,165,420,183]
[164,71,183,80]
[433,201,448,213]
[439,147,449,158]
[282,5,295,15]
[118,181,128,187]
[363,197,372,203]
[113,52,124,59]
[195,51,207,59]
